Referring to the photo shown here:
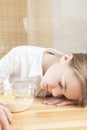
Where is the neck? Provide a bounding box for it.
[42,52,61,75]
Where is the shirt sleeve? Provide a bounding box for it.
[0,48,20,80]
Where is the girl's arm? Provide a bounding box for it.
[0,48,19,79]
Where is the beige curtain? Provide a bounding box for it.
[27,0,53,47]
[0,0,27,58]
[0,0,53,58]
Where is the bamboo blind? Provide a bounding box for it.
[0,0,27,58]
[0,0,53,58]
[27,0,53,48]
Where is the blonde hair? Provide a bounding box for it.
[69,53,87,106]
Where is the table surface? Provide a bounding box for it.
[10,98,87,130]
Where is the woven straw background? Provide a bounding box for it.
[0,0,27,58]
[0,0,53,58]
[27,0,53,48]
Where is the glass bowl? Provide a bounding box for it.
[0,75,7,95]
[0,80,36,113]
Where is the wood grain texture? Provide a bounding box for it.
[10,98,87,130]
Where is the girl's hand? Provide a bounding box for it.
[43,97,78,106]
[0,104,12,130]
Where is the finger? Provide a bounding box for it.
[56,100,78,107]
[43,97,55,104]
[0,108,10,130]
[43,100,59,105]
[43,97,57,104]
[2,106,12,123]
[43,98,63,105]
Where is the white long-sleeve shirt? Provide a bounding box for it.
[0,46,62,97]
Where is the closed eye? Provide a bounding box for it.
[59,82,63,89]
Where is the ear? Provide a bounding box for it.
[60,54,73,63]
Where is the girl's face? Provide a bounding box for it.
[41,61,82,100]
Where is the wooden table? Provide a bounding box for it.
[10,98,87,130]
